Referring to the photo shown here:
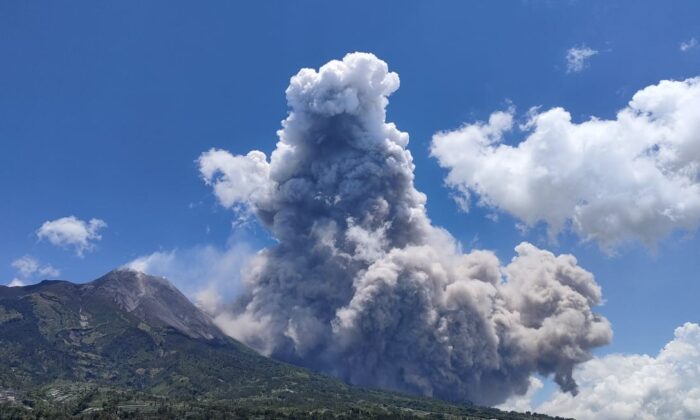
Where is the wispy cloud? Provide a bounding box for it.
[7,255,60,287]
[680,37,698,52]
[126,235,255,314]
[565,45,598,73]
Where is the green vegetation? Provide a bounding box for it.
[0,305,22,324]
[1,385,565,420]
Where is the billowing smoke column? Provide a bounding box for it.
[199,53,612,405]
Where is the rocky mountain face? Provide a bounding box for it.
[0,270,560,419]
[85,269,226,341]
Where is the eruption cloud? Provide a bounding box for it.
[198,53,611,405]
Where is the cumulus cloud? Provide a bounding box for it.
[198,149,271,220]
[7,255,60,287]
[431,77,700,252]
[199,52,611,405]
[680,37,698,52]
[502,323,700,420]
[126,238,254,314]
[565,46,598,73]
[36,216,107,257]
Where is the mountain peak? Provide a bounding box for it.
[84,269,225,341]
[93,268,179,302]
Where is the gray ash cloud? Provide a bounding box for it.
[198,53,611,405]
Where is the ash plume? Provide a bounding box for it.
[198,53,611,405]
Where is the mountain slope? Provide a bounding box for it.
[0,269,561,419]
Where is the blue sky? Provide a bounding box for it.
[2,1,700,406]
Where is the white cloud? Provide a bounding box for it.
[431,77,700,252]
[505,323,700,420]
[11,255,60,278]
[11,256,40,277]
[36,216,107,257]
[7,255,60,287]
[681,37,698,52]
[198,149,271,220]
[565,46,598,73]
[126,238,254,314]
